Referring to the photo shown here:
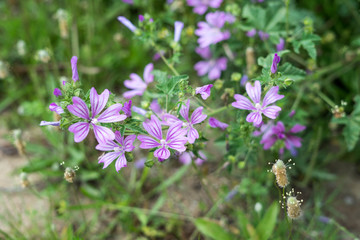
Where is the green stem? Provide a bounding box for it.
[207,105,228,117]
[316,90,336,108]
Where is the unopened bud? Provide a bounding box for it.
[125,152,134,162]
[214,79,224,90]
[231,72,242,82]
[284,78,293,86]
[145,159,154,168]
[64,167,76,183]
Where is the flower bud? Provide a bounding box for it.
[214,79,224,90]
[284,78,293,86]
[125,152,134,162]
[231,72,242,82]
[145,159,154,168]
[64,167,76,183]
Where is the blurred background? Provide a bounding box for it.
[0,0,360,239]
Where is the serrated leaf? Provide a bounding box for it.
[256,202,279,240]
[292,33,320,59]
[126,124,147,134]
[193,218,235,240]
[266,8,286,31]
[343,95,360,151]
[279,63,307,81]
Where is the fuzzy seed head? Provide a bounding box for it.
[287,196,302,219]
[272,160,289,188]
[64,167,76,183]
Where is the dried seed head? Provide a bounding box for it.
[20,172,30,188]
[64,167,76,183]
[13,129,26,156]
[271,159,289,188]
[287,196,302,219]
[246,47,255,75]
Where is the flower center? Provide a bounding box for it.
[255,103,262,111]
[160,139,167,148]
[91,118,98,124]
[114,146,123,152]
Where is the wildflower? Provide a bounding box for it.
[138,116,187,161]
[231,81,284,126]
[134,158,146,169]
[138,15,144,22]
[16,40,26,56]
[67,87,127,143]
[123,100,132,117]
[276,38,285,51]
[40,121,60,126]
[254,202,263,213]
[187,0,223,15]
[271,159,289,188]
[149,100,180,125]
[208,117,228,130]
[117,16,137,32]
[132,106,147,116]
[53,88,62,97]
[240,75,249,86]
[258,31,269,41]
[179,100,207,144]
[225,188,238,201]
[96,131,136,172]
[260,121,306,156]
[35,49,51,63]
[179,151,207,165]
[195,84,213,100]
[195,11,235,48]
[289,110,296,118]
[271,53,281,74]
[286,190,303,220]
[174,21,184,42]
[49,103,64,115]
[153,51,165,61]
[246,29,257,37]
[71,56,79,82]
[123,63,154,99]
[194,47,227,80]
[64,167,76,183]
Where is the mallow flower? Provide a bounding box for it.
[122,100,132,118]
[117,16,137,33]
[231,81,284,126]
[53,88,62,97]
[123,63,154,99]
[96,131,136,172]
[138,115,187,161]
[195,11,235,48]
[179,100,207,143]
[187,0,223,15]
[179,151,207,166]
[271,53,281,74]
[150,100,179,126]
[276,38,285,51]
[49,103,64,115]
[71,56,79,82]
[194,47,227,80]
[208,117,228,130]
[196,84,213,100]
[174,21,184,42]
[67,87,127,143]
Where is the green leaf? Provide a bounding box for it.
[126,124,147,134]
[194,218,235,240]
[266,8,286,31]
[258,50,290,69]
[343,95,360,151]
[279,63,307,81]
[153,69,188,95]
[292,33,321,59]
[256,202,279,240]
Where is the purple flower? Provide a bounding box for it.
[150,100,181,126]
[123,100,132,117]
[132,106,147,116]
[179,151,207,165]
[153,51,165,61]
[276,38,285,51]
[240,75,249,86]
[271,53,281,74]
[71,56,79,82]
[289,110,296,118]
[40,121,60,126]
[246,29,257,37]
[67,87,127,143]
[258,31,269,41]
[123,63,154,99]
[138,115,187,161]
[179,100,207,143]
[49,103,64,115]
[174,21,184,42]
[53,88,62,97]
[187,0,223,15]
[259,121,306,156]
[196,84,213,100]
[96,131,136,172]
[195,11,234,48]
[117,16,137,32]
[208,117,228,130]
[231,81,284,126]
[138,15,144,22]
[194,47,227,80]
[134,158,146,169]
[122,0,134,4]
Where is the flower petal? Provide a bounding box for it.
[98,152,120,169]
[232,94,255,110]
[262,106,282,119]
[191,106,207,124]
[124,135,136,152]
[154,147,171,159]
[96,140,118,151]
[245,81,261,104]
[208,117,228,130]
[187,127,199,144]
[115,154,127,172]
[68,122,90,143]
[71,56,79,82]
[143,115,163,140]
[90,87,110,117]
[262,86,284,107]
[166,121,187,142]
[180,99,190,121]
[167,138,187,152]
[290,124,306,133]
[67,97,90,119]
[97,103,127,123]
[93,124,115,144]
[246,112,263,126]
[137,135,161,149]
[195,84,213,100]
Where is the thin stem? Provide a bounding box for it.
[316,90,336,108]
[191,161,214,205]
[193,96,211,110]
[207,105,228,117]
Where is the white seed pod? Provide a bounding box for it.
[271,159,289,188]
[287,196,302,219]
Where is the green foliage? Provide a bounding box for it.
[342,95,360,151]
[193,218,234,240]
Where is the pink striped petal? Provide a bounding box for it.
[97,103,127,123]
[180,100,190,121]
[93,124,115,144]
[245,81,261,104]
[191,106,207,124]
[187,127,199,144]
[262,106,281,119]
[290,124,306,133]
[143,115,163,140]
[68,122,90,142]
[143,63,154,84]
[167,138,187,152]
[96,140,118,151]
[114,131,124,145]
[166,121,186,142]
[138,135,161,149]
[124,135,136,152]
[67,97,90,120]
[154,147,171,159]
[90,87,110,117]
[262,86,284,107]
[98,152,121,169]
[246,112,262,126]
[232,94,256,110]
[115,154,127,172]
